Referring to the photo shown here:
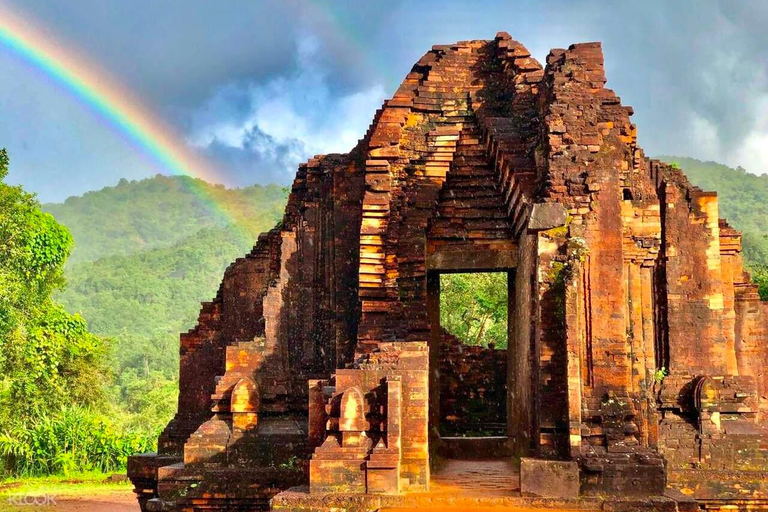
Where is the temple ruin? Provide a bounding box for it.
[128,33,768,511]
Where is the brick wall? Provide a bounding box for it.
[438,330,507,436]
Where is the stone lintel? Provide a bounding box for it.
[527,202,568,232]
[426,241,517,271]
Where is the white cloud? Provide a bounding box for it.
[727,96,768,174]
[688,112,721,163]
[189,36,387,184]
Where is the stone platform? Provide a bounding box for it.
[272,487,697,512]
[272,459,698,512]
[430,459,519,496]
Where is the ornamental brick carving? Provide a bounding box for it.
[128,33,768,512]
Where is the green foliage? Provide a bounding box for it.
[653,367,668,384]
[0,150,136,478]
[751,265,768,301]
[0,150,108,417]
[439,272,508,349]
[1,159,287,478]
[108,369,178,433]
[4,303,108,416]
[0,406,156,477]
[0,148,7,180]
[59,227,256,380]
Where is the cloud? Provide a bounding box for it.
[1,0,305,110]
[732,96,768,176]
[188,36,386,185]
[4,0,768,202]
[585,0,768,173]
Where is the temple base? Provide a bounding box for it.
[271,487,697,512]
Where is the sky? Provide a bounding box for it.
[1,0,767,203]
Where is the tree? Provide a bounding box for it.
[0,149,107,421]
[439,272,508,349]
[752,265,768,301]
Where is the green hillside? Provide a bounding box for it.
[44,175,287,265]
[44,175,288,429]
[59,227,254,377]
[658,156,768,267]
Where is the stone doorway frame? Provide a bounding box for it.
[426,249,517,458]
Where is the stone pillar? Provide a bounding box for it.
[564,256,583,454]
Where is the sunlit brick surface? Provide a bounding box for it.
[128,33,768,512]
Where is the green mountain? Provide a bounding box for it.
[42,176,288,426]
[58,226,255,377]
[44,175,287,265]
[658,156,768,267]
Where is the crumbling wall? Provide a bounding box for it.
[539,42,666,493]
[438,330,507,436]
[159,229,280,455]
[735,284,768,410]
[657,172,736,376]
[150,152,366,483]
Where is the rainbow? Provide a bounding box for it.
[0,4,248,232]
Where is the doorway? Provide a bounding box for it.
[434,271,510,438]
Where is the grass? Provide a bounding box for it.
[0,471,133,511]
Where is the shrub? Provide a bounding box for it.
[0,406,157,477]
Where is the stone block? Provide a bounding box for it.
[310,459,367,494]
[527,202,568,231]
[520,458,579,499]
[366,463,400,495]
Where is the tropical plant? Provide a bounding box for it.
[439,272,508,349]
[0,406,156,477]
[0,149,108,417]
[0,149,119,476]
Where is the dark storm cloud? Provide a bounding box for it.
[3,1,304,109]
[586,0,768,171]
[3,0,399,110]
[2,0,767,202]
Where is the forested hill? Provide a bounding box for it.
[43,175,288,429]
[658,156,768,267]
[44,175,287,265]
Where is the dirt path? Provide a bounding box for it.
[1,491,139,512]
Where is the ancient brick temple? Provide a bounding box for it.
[129,33,768,512]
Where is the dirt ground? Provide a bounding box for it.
[0,490,139,512]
